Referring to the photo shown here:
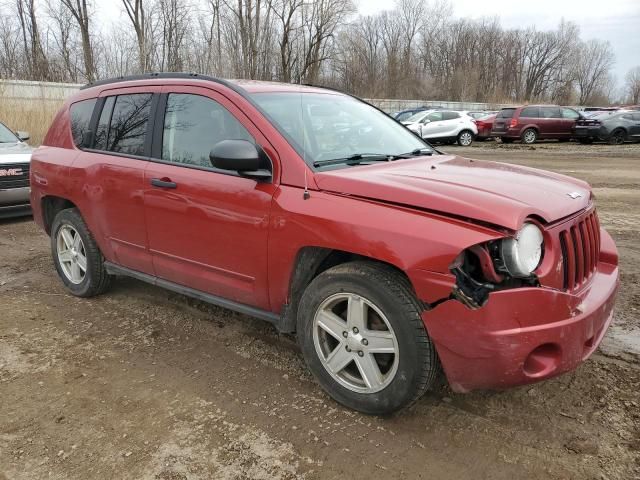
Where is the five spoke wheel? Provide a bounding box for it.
[313,292,399,393]
[56,224,87,284]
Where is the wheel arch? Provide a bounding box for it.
[279,247,414,334]
[41,195,78,235]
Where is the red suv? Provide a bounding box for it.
[30,74,619,414]
[491,105,582,144]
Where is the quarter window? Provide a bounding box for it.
[161,93,253,168]
[69,98,97,147]
[106,94,153,156]
[520,107,539,118]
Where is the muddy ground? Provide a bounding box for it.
[1,142,639,479]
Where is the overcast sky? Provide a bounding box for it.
[356,0,640,87]
[98,0,640,89]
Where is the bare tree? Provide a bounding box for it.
[122,0,151,72]
[574,39,615,105]
[16,0,50,79]
[60,0,96,81]
[625,66,640,104]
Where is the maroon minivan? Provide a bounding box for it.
[491,105,582,144]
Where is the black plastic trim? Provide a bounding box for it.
[104,262,281,326]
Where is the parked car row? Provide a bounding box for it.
[392,104,640,145]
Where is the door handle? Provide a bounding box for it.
[150,178,177,189]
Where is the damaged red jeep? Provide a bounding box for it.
[30,74,619,414]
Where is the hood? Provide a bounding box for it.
[314,155,591,231]
[0,142,32,164]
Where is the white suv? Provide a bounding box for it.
[402,110,477,146]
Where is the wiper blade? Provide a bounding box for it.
[390,148,434,159]
[313,153,392,168]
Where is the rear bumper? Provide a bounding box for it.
[0,187,31,218]
[421,235,619,393]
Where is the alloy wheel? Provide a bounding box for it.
[313,292,399,394]
[56,225,87,284]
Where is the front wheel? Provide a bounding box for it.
[457,130,474,146]
[297,261,439,415]
[51,208,112,297]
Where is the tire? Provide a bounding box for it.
[51,208,112,297]
[521,128,538,144]
[500,137,514,143]
[297,261,438,415]
[608,128,626,145]
[457,130,474,146]
[578,137,594,144]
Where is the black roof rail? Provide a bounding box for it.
[80,72,233,90]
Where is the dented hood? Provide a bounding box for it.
[314,155,591,231]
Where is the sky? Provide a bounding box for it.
[98,0,640,89]
[356,0,640,88]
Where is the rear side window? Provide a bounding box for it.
[520,107,539,118]
[69,98,97,147]
[497,109,515,118]
[106,94,153,156]
[540,107,561,118]
[442,111,460,120]
[161,93,253,168]
[562,108,580,120]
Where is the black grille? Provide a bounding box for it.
[0,163,30,189]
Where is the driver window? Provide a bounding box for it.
[426,112,443,122]
[161,93,253,168]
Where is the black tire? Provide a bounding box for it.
[297,261,439,415]
[578,137,594,144]
[51,208,112,297]
[500,137,514,143]
[521,128,538,144]
[457,130,474,146]
[608,128,626,145]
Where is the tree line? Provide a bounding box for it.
[1,0,639,105]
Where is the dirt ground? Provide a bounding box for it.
[1,142,639,480]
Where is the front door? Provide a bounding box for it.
[143,87,277,310]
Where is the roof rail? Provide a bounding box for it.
[80,72,228,90]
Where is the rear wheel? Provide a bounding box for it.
[51,208,112,297]
[608,128,626,145]
[297,261,438,415]
[521,128,538,144]
[457,130,474,146]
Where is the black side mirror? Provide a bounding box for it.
[16,131,30,142]
[209,139,271,180]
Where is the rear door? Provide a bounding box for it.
[560,108,580,138]
[142,86,277,309]
[440,111,462,137]
[538,107,562,138]
[71,88,158,274]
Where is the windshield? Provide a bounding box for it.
[405,111,429,123]
[252,92,431,166]
[0,123,19,143]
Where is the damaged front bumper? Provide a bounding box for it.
[415,229,619,393]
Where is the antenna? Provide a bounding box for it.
[303,169,310,200]
[300,83,310,200]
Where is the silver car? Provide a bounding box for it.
[0,123,32,218]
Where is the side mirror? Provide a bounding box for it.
[209,139,271,180]
[421,119,431,124]
[16,131,30,142]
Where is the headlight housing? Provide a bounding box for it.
[500,223,544,277]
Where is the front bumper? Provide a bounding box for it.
[421,232,619,393]
[573,126,606,139]
[0,187,31,218]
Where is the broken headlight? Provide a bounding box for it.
[499,222,544,278]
